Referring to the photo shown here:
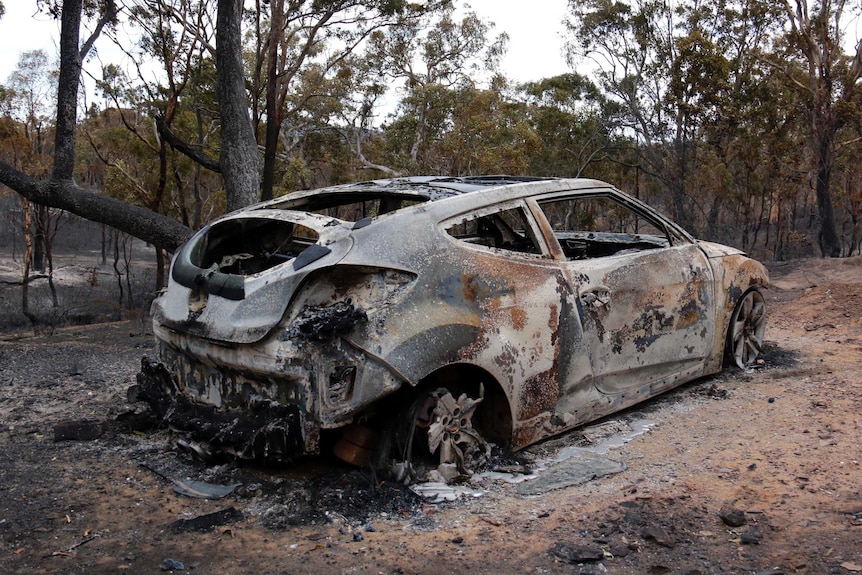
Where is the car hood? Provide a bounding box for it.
[698,240,745,258]
[153,210,353,344]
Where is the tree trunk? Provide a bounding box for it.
[261,0,285,202]
[816,158,841,257]
[101,224,108,265]
[706,195,722,241]
[52,0,83,182]
[21,202,37,327]
[32,205,45,272]
[0,163,194,251]
[156,247,166,290]
[217,0,261,210]
[113,229,125,312]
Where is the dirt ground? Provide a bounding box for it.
[1,256,861,575]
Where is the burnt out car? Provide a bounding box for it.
[135,176,767,480]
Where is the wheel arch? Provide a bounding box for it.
[379,362,514,446]
[703,255,769,374]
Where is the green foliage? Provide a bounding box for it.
[519,73,622,179]
[440,88,540,175]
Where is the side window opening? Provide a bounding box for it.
[537,195,671,260]
[445,206,543,256]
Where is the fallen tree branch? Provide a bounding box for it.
[45,534,100,558]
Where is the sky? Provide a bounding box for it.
[0,1,572,88]
[0,2,61,82]
[464,0,571,83]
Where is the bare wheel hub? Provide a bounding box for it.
[425,389,491,481]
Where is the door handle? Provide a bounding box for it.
[580,287,611,309]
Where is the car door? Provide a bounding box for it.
[440,201,594,424]
[531,191,716,396]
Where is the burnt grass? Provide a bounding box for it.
[2,251,862,574]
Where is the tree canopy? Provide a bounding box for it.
[1,0,861,270]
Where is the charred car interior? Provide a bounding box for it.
[133,176,768,483]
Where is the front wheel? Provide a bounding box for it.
[727,290,767,368]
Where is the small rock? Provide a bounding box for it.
[719,506,746,527]
[840,562,862,572]
[740,527,762,545]
[352,532,364,542]
[747,463,757,471]
[641,526,674,548]
[160,557,185,571]
[623,509,642,524]
[451,536,464,545]
[608,542,630,557]
[548,541,604,563]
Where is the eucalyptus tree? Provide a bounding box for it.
[567,0,698,228]
[770,0,862,257]
[244,0,448,200]
[565,0,787,237]
[682,0,791,253]
[0,0,193,253]
[440,83,541,176]
[832,82,862,256]
[2,50,62,321]
[86,0,223,284]
[362,4,508,174]
[519,73,623,179]
[1,0,464,257]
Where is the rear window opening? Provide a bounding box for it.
[266,193,428,222]
[194,218,319,275]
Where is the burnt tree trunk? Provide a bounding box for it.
[816,153,841,257]
[217,0,261,210]
[261,0,284,202]
[52,0,83,182]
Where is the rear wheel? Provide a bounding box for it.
[727,290,766,368]
[424,389,491,481]
[387,386,491,484]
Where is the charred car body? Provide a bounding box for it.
[135,177,768,480]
